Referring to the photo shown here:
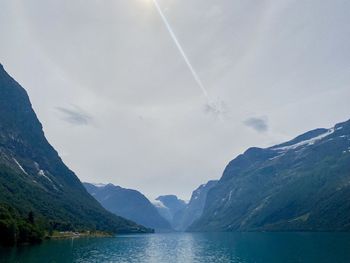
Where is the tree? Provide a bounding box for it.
[28,211,34,224]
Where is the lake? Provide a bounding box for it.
[1,232,350,263]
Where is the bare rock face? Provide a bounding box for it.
[172,180,218,231]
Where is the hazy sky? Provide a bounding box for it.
[0,0,349,200]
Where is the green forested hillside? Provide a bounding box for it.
[190,120,350,232]
[0,63,151,245]
[0,204,44,246]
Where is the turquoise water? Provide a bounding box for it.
[1,232,350,263]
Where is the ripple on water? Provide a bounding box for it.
[1,232,350,263]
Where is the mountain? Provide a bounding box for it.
[153,195,187,228]
[189,119,350,232]
[172,180,218,231]
[84,183,172,232]
[0,63,151,243]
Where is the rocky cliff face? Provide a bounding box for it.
[172,180,218,231]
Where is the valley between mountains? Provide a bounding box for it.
[1,63,350,247]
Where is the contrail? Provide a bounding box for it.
[152,0,210,101]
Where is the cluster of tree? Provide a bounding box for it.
[0,204,44,246]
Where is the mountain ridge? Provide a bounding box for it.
[84,182,172,232]
[152,195,187,228]
[189,119,350,232]
[173,180,218,231]
[0,63,151,241]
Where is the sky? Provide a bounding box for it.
[0,0,349,200]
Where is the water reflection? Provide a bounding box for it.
[1,232,350,263]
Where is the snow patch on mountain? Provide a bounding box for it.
[92,183,107,188]
[152,199,167,209]
[12,158,28,175]
[273,128,335,152]
[38,169,53,183]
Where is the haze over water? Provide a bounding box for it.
[2,232,350,263]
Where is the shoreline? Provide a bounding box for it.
[48,231,113,240]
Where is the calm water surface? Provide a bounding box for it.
[1,232,350,263]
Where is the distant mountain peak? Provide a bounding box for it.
[91,183,108,188]
[83,182,172,231]
[171,180,218,231]
[156,194,185,202]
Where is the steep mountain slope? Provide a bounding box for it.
[153,195,187,227]
[84,183,172,231]
[0,63,150,234]
[190,120,350,232]
[173,180,218,231]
